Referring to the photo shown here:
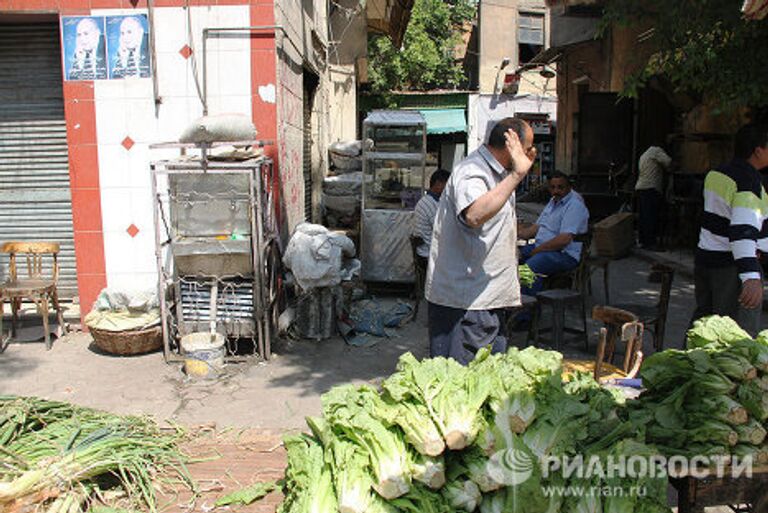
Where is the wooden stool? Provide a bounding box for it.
[533,289,588,352]
[504,294,538,343]
[586,255,611,303]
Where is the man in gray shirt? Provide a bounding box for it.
[424,118,535,364]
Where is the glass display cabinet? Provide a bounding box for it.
[361,110,427,283]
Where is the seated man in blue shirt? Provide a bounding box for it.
[517,172,590,297]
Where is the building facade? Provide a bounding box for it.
[0,0,335,316]
[470,0,557,178]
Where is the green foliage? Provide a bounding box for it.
[367,0,476,92]
[600,0,768,109]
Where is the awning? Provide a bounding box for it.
[419,109,467,134]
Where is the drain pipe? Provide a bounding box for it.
[202,25,302,116]
[147,0,162,116]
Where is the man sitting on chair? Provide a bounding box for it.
[517,171,590,297]
[412,169,451,267]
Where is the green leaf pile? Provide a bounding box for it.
[277,347,671,512]
[631,315,768,465]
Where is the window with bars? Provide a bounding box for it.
[518,12,545,64]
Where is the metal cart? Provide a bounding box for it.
[361,111,427,283]
[149,142,280,362]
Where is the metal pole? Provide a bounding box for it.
[147,0,162,116]
[151,165,170,362]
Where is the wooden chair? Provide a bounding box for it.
[612,263,675,351]
[0,242,67,350]
[563,306,644,382]
[409,236,428,317]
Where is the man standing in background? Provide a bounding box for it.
[412,169,450,264]
[635,144,672,251]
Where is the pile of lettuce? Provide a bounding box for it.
[277,346,671,513]
[631,315,768,464]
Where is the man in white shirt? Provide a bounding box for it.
[425,118,535,364]
[636,145,672,251]
[412,169,450,261]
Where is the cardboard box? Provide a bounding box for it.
[593,212,635,258]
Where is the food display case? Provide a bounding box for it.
[361,111,427,283]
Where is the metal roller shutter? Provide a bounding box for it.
[303,85,312,222]
[0,23,78,299]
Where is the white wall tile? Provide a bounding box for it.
[206,51,252,98]
[152,9,188,53]
[100,188,132,233]
[103,229,135,280]
[124,102,159,144]
[97,145,131,189]
[94,100,127,144]
[108,272,157,292]
[131,228,158,275]
[129,187,156,238]
[206,95,252,117]
[156,96,204,141]
[155,51,196,99]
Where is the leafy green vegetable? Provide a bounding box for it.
[215,481,277,507]
[442,479,481,512]
[279,433,338,513]
[734,418,767,446]
[737,380,768,421]
[687,316,751,349]
[322,385,411,499]
[409,451,445,489]
[518,264,536,288]
[385,353,491,451]
[686,396,748,426]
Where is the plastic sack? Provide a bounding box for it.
[179,113,257,144]
[282,223,356,290]
[93,288,159,313]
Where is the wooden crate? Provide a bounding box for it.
[593,212,635,258]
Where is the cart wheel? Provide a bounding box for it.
[263,240,284,348]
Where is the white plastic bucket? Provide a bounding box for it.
[181,332,225,378]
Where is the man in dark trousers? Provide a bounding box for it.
[693,123,768,335]
[424,118,535,364]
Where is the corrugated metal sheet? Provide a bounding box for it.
[303,78,313,222]
[0,23,78,299]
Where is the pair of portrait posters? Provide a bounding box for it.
[61,14,151,81]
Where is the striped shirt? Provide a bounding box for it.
[696,159,768,281]
[412,192,439,257]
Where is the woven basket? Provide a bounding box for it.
[89,325,163,356]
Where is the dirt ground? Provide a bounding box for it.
[0,251,725,429]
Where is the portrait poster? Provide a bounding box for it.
[106,14,151,79]
[61,16,108,81]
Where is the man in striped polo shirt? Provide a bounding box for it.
[694,123,768,335]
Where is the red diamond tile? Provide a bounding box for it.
[179,45,193,59]
[126,224,139,238]
[121,136,135,151]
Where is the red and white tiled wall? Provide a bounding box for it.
[7,0,280,317]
